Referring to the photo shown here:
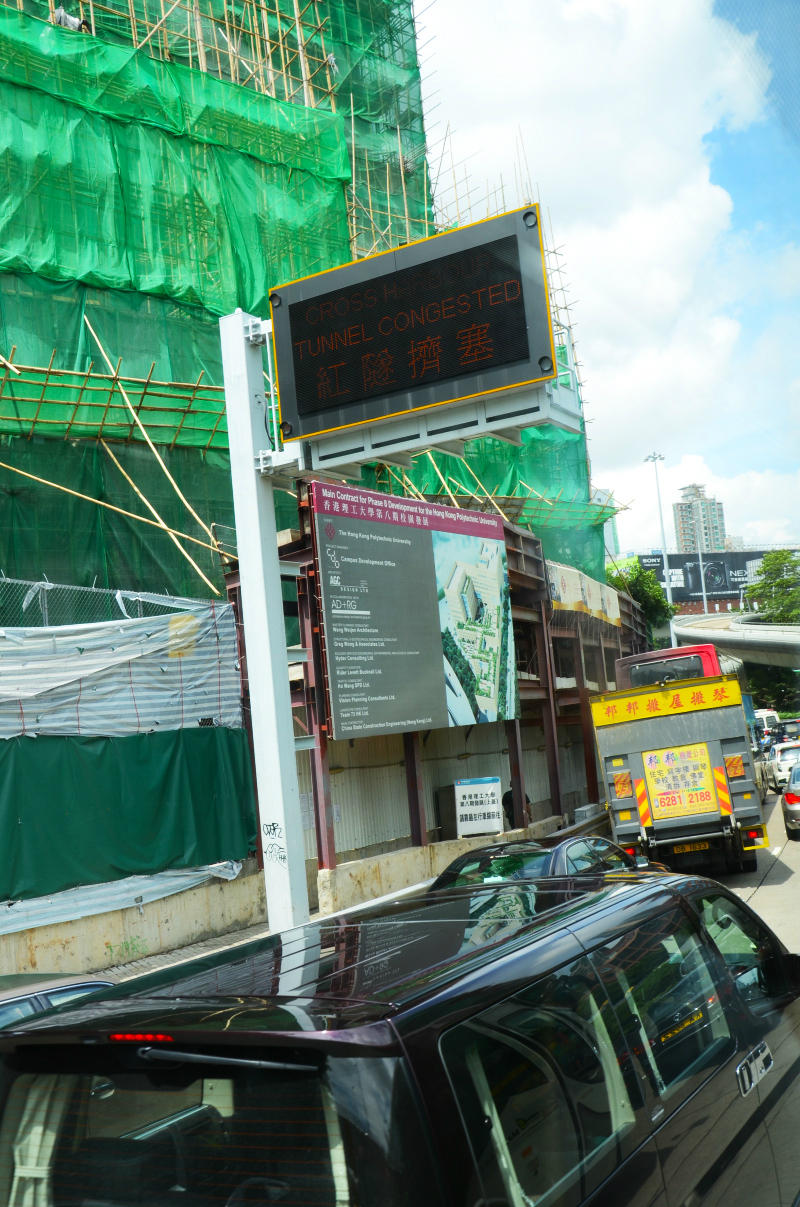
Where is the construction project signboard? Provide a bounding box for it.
[271,207,556,440]
[310,483,516,740]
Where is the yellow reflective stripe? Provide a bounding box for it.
[635,778,651,827]
[714,766,733,815]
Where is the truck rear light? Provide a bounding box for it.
[745,829,760,840]
[785,793,800,805]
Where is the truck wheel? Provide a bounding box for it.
[740,855,758,873]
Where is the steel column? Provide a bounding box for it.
[404,731,428,846]
[296,568,336,869]
[535,603,563,814]
[505,718,527,829]
[574,626,601,803]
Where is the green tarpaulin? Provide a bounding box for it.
[0,726,257,902]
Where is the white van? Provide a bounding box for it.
[756,708,781,734]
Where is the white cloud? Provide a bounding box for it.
[423,0,800,546]
[610,455,800,553]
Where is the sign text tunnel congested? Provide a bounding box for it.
[288,235,530,415]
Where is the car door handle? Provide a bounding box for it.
[735,1041,774,1097]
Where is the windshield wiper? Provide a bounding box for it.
[138,1046,318,1072]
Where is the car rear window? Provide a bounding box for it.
[0,1046,444,1207]
[629,655,704,687]
[448,850,551,886]
[778,746,800,763]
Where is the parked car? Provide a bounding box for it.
[767,741,800,791]
[782,763,800,842]
[3,871,800,1207]
[0,973,114,1030]
[429,835,667,891]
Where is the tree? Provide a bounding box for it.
[745,551,800,623]
[606,563,678,630]
[744,664,800,715]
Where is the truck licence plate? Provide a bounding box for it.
[673,841,710,854]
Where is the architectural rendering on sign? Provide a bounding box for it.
[310,483,516,740]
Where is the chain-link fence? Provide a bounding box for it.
[0,577,202,628]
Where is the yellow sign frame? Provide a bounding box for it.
[591,675,742,728]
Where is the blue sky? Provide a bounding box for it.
[425,0,800,550]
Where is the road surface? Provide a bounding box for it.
[722,791,800,951]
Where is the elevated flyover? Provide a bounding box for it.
[672,613,800,668]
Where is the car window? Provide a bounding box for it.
[0,997,39,1029]
[588,839,631,870]
[43,984,109,1009]
[592,908,734,1113]
[790,765,800,786]
[441,956,644,1207]
[0,1052,444,1207]
[565,840,604,874]
[779,746,800,764]
[696,894,788,1013]
[448,851,550,886]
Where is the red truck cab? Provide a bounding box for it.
[616,644,728,690]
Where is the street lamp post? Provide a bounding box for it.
[693,507,709,615]
[644,452,676,646]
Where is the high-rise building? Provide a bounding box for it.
[673,484,727,552]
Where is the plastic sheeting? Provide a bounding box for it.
[0,727,257,902]
[0,861,241,935]
[547,561,621,627]
[0,597,240,737]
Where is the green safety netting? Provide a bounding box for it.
[0,433,304,604]
[0,9,351,320]
[0,273,226,384]
[0,434,234,595]
[360,425,611,581]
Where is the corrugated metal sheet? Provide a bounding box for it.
[0,861,241,936]
[294,714,588,859]
[0,599,240,737]
[295,722,567,860]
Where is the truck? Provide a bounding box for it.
[591,644,768,873]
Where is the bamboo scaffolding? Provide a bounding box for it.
[84,318,217,546]
[0,458,218,554]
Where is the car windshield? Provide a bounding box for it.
[629,655,704,687]
[0,1045,444,1207]
[445,849,551,886]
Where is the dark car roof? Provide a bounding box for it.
[0,874,705,1045]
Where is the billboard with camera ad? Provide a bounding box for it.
[309,482,516,741]
[636,551,766,603]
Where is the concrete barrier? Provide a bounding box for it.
[317,815,563,915]
[7,811,605,975]
[1,868,267,976]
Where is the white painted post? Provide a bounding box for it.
[219,309,310,931]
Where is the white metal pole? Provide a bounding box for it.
[645,452,675,646]
[220,309,310,931]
